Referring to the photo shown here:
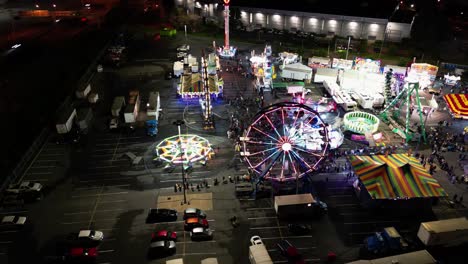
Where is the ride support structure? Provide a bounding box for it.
[380,82,427,144]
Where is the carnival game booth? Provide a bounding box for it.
[177,72,223,99]
[308,57,331,69]
[443,94,468,119]
[349,154,447,209]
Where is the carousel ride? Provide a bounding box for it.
[240,102,330,187]
[343,111,380,134]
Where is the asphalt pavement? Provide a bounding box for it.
[1,30,467,264]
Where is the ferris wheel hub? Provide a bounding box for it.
[281,142,292,152]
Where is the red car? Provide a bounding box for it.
[184,217,209,231]
[151,230,177,241]
[69,247,98,258]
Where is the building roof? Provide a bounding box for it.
[232,0,414,22]
[349,154,447,199]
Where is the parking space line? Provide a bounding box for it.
[174,252,216,256]
[74,184,130,191]
[344,221,398,225]
[79,177,132,183]
[0,210,28,215]
[268,247,316,252]
[30,165,56,169]
[160,177,212,183]
[261,235,313,240]
[72,192,128,198]
[99,228,118,231]
[246,207,274,211]
[247,217,277,220]
[88,186,103,228]
[62,218,119,225]
[17,139,48,183]
[0,230,18,234]
[0,241,12,244]
[27,179,49,182]
[273,258,320,263]
[87,165,119,169]
[26,171,52,175]
[98,250,115,253]
[64,211,91,216]
[250,226,286,230]
[98,200,127,204]
[177,240,217,244]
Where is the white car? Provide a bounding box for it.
[6,181,43,194]
[250,235,263,245]
[2,215,27,225]
[176,52,187,58]
[78,230,104,241]
[177,44,190,52]
[109,118,119,130]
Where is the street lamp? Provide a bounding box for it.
[173,120,188,205]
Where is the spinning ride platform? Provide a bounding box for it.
[156,134,213,164]
[343,111,380,134]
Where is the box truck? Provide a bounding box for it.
[280,63,313,81]
[274,193,327,219]
[111,96,126,117]
[146,92,160,118]
[56,107,77,134]
[417,217,468,247]
[249,244,273,264]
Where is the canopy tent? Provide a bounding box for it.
[443,94,468,119]
[349,154,447,199]
[179,73,221,97]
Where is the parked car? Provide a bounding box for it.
[78,230,104,241]
[177,44,190,52]
[190,227,213,241]
[1,215,27,226]
[176,52,187,58]
[152,230,177,242]
[287,224,311,235]
[68,247,98,259]
[250,235,263,245]
[184,217,209,231]
[6,181,43,194]
[146,209,178,223]
[277,240,305,264]
[183,208,206,220]
[148,240,176,258]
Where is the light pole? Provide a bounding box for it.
[173,120,187,205]
[184,24,187,42]
[345,36,351,60]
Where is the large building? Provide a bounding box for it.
[174,0,412,42]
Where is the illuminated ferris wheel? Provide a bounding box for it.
[240,102,330,182]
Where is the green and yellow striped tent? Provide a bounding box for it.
[349,154,447,199]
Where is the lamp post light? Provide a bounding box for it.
[345,36,351,60]
[173,120,188,205]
